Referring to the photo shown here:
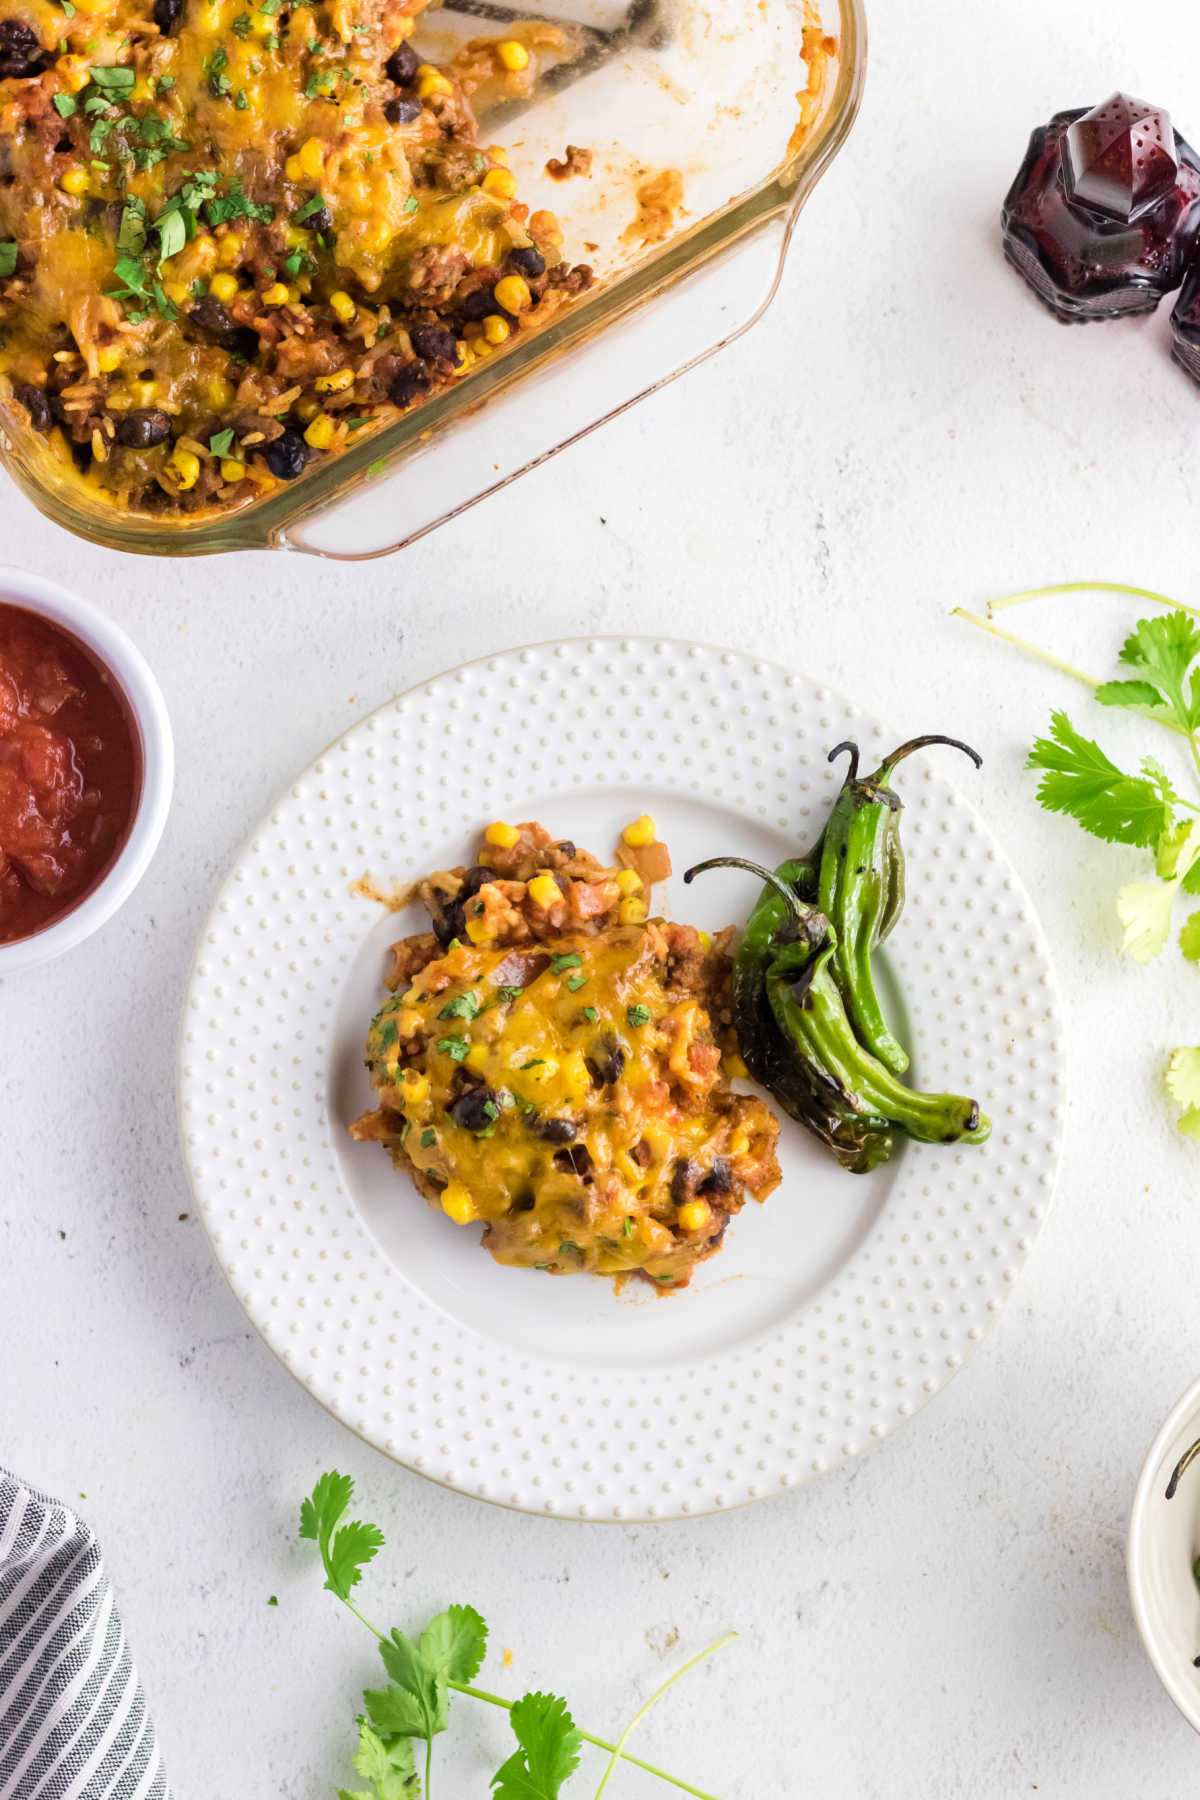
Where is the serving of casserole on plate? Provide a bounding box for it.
[179,639,1064,1519]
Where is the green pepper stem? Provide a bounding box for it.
[684,857,808,931]
[877,733,982,775]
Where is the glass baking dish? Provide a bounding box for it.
[0,0,865,558]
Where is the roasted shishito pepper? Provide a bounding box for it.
[685,733,990,1172]
[818,735,983,1073]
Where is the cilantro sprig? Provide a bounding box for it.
[299,1471,731,1800]
[959,582,1200,1138]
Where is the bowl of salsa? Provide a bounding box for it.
[0,570,172,970]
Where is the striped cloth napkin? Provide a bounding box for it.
[0,1469,172,1800]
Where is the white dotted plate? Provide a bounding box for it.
[179,639,1065,1520]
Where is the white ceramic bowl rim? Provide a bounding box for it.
[0,567,173,972]
[1128,1370,1200,1733]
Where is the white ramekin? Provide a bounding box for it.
[0,567,173,972]
[1128,1371,1200,1733]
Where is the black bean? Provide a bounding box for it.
[507,246,545,279]
[389,361,431,410]
[264,428,308,479]
[586,1039,626,1087]
[553,1144,592,1177]
[698,1156,732,1196]
[153,0,184,32]
[385,41,419,86]
[450,1085,500,1133]
[114,408,171,449]
[410,323,458,367]
[384,97,421,125]
[533,1116,577,1144]
[457,285,496,322]
[12,382,50,433]
[187,295,240,342]
[432,862,487,946]
[0,20,44,78]
[670,1158,699,1205]
[305,202,333,234]
[553,840,576,859]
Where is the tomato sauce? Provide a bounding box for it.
[0,605,141,946]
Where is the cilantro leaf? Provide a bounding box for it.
[1109,611,1200,731]
[1094,679,1167,712]
[0,242,17,279]
[53,92,77,117]
[342,1719,419,1800]
[419,1604,488,1683]
[491,1692,581,1800]
[550,953,581,972]
[90,64,135,93]
[1167,1046,1200,1137]
[298,1470,384,1601]
[1026,710,1173,847]
[1116,882,1177,964]
[438,991,480,1021]
[1181,910,1200,963]
[436,1035,469,1062]
[626,1004,651,1028]
[373,1628,448,1739]
[209,427,235,457]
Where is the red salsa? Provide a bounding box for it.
[0,605,141,946]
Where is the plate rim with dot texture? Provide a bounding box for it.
[178,636,1066,1522]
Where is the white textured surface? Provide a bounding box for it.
[180,640,1062,1520]
[6,0,1200,1792]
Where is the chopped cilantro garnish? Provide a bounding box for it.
[231,11,251,33]
[582,1006,597,1022]
[495,984,524,1001]
[53,93,77,118]
[294,192,327,223]
[0,243,17,279]
[235,89,249,110]
[621,1216,634,1238]
[626,1004,651,1028]
[550,953,582,972]
[565,974,588,992]
[90,65,135,93]
[402,196,418,215]
[209,428,235,457]
[437,991,480,1021]
[420,1127,437,1148]
[520,1058,543,1070]
[436,1035,469,1062]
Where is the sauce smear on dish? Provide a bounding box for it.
[0,605,140,945]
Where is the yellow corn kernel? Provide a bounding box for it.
[208,375,236,409]
[464,1042,490,1075]
[493,274,531,314]
[483,313,510,345]
[729,1126,750,1157]
[217,231,244,265]
[315,366,355,394]
[454,343,472,373]
[284,154,305,181]
[163,280,189,307]
[677,1200,711,1234]
[295,396,320,424]
[697,930,712,950]
[440,1182,477,1225]
[59,168,90,197]
[220,459,246,482]
[262,282,290,306]
[527,873,560,910]
[297,136,325,179]
[56,55,91,92]
[168,447,200,490]
[396,1006,423,1037]
[722,1052,749,1080]
[472,339,493,360]
[622,813,656,848]
[485,821,520,848]
[329,289,356,324]
[399,1069,429,1106]
[496,38,529,70]
[481,167,518,200]
[486,144,509,165]
[615,868,642,896]
[465,915,493,944]
[561,1050,590,1101]
[618,897,647,925]
[304,413,334,449]
[130,379,160,405]
[208,271,239,305]
[416,65,453,99]
[94,345,122,375]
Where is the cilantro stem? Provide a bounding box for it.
[988,579,1200,622]
[952,607,1192,741]
[590,1633,736,1800]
